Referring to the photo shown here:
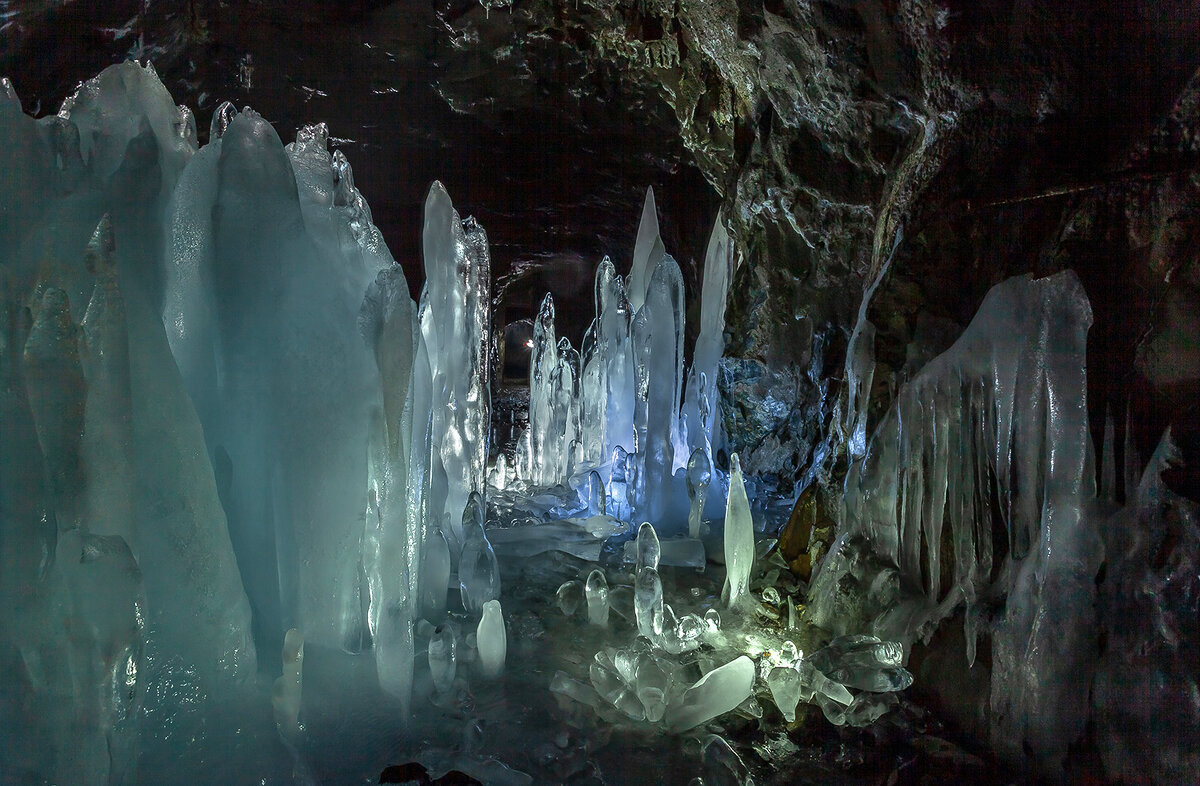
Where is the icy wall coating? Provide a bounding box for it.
[808,270,1099,774]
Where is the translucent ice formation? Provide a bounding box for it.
[722,454,755,608]
[429,624,458,694]
[586,569,610,627]
[459,493,501,615]
[808,271,1098,773]
[419,184,491,545]
[273,628,305,740]
[666,655,755,733]
[686,447,713,539]
[632,255,685,521]
[681,212,733,460]
[634,566,664,640]
[476,599,507,678]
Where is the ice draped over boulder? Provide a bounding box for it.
[808,270,1100,775]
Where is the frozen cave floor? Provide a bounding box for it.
[125,543,1016,786]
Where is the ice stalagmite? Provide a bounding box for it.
[595,258,635,460]
[419,183,491,544]
[360,263,420,702]
[807,271,1099,776]
[686,447,712,539]
[216,111,382,652]
[723,454,754,608]
[682,211,732,461]
[460,491,501,615]
[81,206,258,689]
[22,287,87,526]
[633,255,685,522]
[80,216,136,549]
[528,293,555,485]
[1,265,147,783]
[429,624,457,694]
[586,569,610,627]
[273,629,305,740]
[3,59,258,697]
[476,599,507,678]
[579,321,607,468]
[626,186,663,312]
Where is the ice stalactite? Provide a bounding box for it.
[807,270,1100,776]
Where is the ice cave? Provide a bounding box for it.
[0,1,1198,784]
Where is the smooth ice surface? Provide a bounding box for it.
[723,454,755,608]
[476,599,507,678]
[686,447,713,539]
[681,211,732,461]
[273,629,304,739]
[586,569,610,627]
[666,656,755,733]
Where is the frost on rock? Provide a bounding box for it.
[808,270,1099,774]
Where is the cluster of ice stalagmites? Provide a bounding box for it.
[0,60,507,780]
[1,63,260,783]
[550,467,913,736]
[512,187,731,530]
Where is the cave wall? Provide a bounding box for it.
[489,0,1200,498]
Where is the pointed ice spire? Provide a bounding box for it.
[626,186,662,312]
[723,454,754,608]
